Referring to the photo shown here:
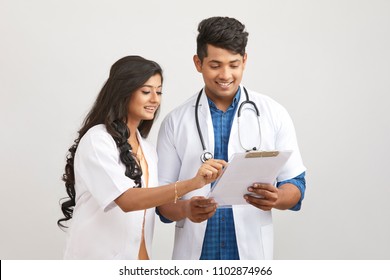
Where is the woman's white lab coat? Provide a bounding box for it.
[63,124,158,259]
[157,85,306,259]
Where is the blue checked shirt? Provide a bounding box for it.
[199,89,241,260]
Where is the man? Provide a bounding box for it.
[156,16,306,260]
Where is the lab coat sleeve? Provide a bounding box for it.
[157,115,181,185]
[75,129,133,212]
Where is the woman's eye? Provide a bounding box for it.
[142,91,151,94]
[157,91,163,95]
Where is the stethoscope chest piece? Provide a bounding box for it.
[201,151,213,163]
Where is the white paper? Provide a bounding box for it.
[208,150,292,206]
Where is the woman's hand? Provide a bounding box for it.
[195,159,227,187]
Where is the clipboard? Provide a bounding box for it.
[208,150,292,206]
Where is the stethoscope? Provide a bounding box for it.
[195,86,262,163]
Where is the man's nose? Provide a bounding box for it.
[218,67,231,80]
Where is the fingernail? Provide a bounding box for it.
[248,187,253,192]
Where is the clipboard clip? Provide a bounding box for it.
[245,151,279,158]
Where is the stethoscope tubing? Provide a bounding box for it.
[195,87,261,162]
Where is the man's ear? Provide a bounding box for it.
[193,55,202,72]
[242,53,248,70]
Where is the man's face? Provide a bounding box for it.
[194,44,247,106]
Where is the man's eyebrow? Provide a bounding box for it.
[208,59,241,64]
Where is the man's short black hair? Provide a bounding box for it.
[196,16,249,61]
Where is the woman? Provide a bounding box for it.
[58,56,225,259]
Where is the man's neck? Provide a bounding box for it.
[205,87,240,112]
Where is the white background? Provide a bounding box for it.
[1,0,389,260]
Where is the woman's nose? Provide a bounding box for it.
[150,91,160,102]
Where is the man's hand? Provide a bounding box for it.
[244,183,278,211]
[184,196,217,223]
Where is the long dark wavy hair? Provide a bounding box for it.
[57,55,163,229]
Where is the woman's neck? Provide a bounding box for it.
[126,120,139,140]
[127,126,139,154]
[128,129,138,143]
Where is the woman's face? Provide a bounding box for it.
[127,74,162,124]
